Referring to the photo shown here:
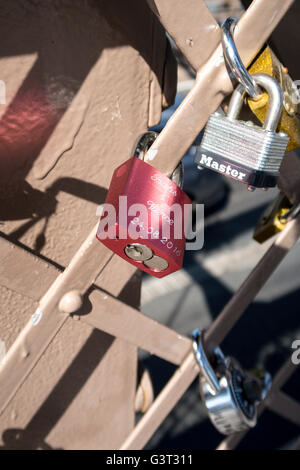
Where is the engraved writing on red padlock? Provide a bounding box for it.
[96,157,191,278]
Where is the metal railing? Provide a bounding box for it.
[0,0,299,449]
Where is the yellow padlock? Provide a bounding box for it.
[253,192,292,244]
[248,46,300,152]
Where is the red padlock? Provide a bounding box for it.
[96,134,191,278]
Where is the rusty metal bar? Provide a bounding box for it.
[120,218,300,450]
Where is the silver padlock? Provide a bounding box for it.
[195,73,290,190]
[192,330,272,435]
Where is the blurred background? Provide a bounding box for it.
[139,0,300,450]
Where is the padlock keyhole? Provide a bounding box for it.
[124,243,153,262]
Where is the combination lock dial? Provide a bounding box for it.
[193,330,271,435]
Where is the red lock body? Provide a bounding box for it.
[96,157,191,278]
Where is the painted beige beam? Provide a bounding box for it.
[0,235,59,300]
[0,235,191,365]
[266,391,300,427]
[120,218,300,450]
[120,350,199,450]
[0,224,113,416]
[270,356,298,391]
[205,217,300,354]
[147,0,220,71]
[82,289,191,365]
[216,431,247,451]
[145,0,294,176]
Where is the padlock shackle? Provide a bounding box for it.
[222,17,261,99]
[192,329,222,395]
[227,73,283,132]
[133,131,184,189]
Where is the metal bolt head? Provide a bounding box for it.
[124,243,153,262]
[144,255,169,272]
[59,290,83,314]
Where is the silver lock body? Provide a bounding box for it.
[193,330,271,436]
[198,112,289,174]
[200,358,257,435]
[195,73,290,188]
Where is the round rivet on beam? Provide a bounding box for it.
[59,290,83,314]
